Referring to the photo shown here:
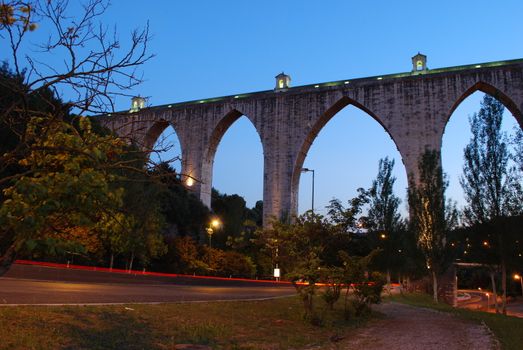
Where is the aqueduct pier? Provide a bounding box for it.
[98,56,523,226]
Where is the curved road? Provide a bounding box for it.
[0,264,295,305]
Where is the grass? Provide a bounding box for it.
[388,293,523,350]
[0,296,376,350]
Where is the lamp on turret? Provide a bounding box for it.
[130,96,146,113]
[411,52,428,73]
[274,72,291,91]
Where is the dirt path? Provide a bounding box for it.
[324,302,499,350]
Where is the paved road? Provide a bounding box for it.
[0,264,295,305]
[457,289,523,318]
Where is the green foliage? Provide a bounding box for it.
[153,162,210,240]
[338,249,383,318]
[364,157,413,286]
[320,267,343,310]
[461,95,515,224]
[352,272,386,316]
[459,94,523,313]
[408,150,455,275]
[220,250,256,277]
[1,0,152,273]
[169,236,202,272]
[260,212,384,324]
[211,189,263,249]
[0,117,127,250]
[156,236,256,277]
[366,157,403,234]
[327,188,369,234]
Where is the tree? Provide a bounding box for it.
[326,190,372,258]
[0,116,130,273]
[338,249,384,318]
[408,149,457,302]
[150,162,211,241]
[365,157,405,292]
[460,94,521,314]
[0,0,152,274]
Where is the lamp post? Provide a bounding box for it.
[301,168,315,213]
[514,274,523,297]
[206,218,221,249]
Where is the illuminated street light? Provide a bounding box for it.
[380,233,387,239]
[301,168,315,213]
[485,293,490,311]
[211,219,220,229]
[514,274,523,297]
[206,218,221,249]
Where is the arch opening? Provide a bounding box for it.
[446,82,523,128]
[200,110,264,208]
[147,120,182,172]
[442,89,522,212]
[293,97,408,218]
[201,111,264,247]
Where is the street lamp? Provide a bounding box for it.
[514,273,523,297]
[301,168,315,213]
[206,218,221,249]
[485,293,490,311]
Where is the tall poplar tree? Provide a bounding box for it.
[408,150,457,302]
[460,94,518,314]
[366,157,404,292]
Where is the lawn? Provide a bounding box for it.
[0,296,376,350]
[388,293,523,350]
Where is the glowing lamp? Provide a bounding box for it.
[274,72,291,91]
[130,96,145,113]
[411,52,428,72]
[211,218,221,229]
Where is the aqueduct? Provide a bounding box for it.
[98,55,523,226]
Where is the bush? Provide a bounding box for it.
[353,272,386,316]
[220,251,256,277]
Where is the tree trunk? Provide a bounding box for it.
[432,270,438,303]
[0,244,17,277]
[109,253,114,271]
[489,270,499,313]
[501,258,507,315]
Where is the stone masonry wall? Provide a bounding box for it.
[98,61,523,227]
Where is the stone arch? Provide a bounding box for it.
[290,96,406,216]
[446,81,523,128]
[441,81,523,213]
[143,119,183,153]
[199,109,264,207]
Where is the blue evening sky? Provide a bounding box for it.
[4,1,523,217]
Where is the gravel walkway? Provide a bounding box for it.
[324,302,500,350]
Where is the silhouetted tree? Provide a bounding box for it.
[365,157,405,292]
[409,150,458,302]
[460,94,521,313]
